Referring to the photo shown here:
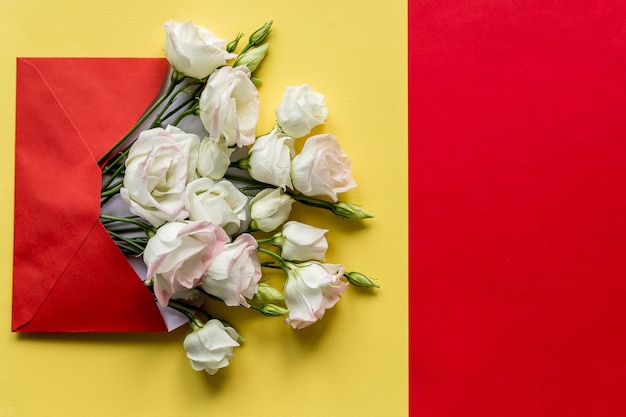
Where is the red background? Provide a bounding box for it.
[409,1,626,415]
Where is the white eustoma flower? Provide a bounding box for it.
[143,220,228,306]
[163,20,236,79]
[199,66,259,147]
[248,188,294,232]
[291,134,356,202]
[184,177,248,235]
[184,319,240,375]
[202,234,262,307]
[276,84,328,138]
[279,221,328,262]
[120,126,200,227]
[284,261,347,329]
[169,125,201,183]
[248,126,295,189]
[196,138,234,180]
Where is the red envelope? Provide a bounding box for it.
[13,58,172,332]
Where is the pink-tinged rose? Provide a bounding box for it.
[163,20,236,79]
[290,134,356,202]
[120,126,199,227]
[276,84,328,138]
[144,220,228,306]
[249,188,294,232]
[184,178,248,235]
[202,234,262,307]
[248,126,295,189]
[199,66,259,147]
[279,221,328,262]
[184,319,240,375]
[284,261,347,329]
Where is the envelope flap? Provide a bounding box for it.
[21,222,168,332]
[13,58,101,330]
[23,58,170,159]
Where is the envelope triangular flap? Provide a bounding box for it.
[13,58,170,332]
[23,222,168,332]
[27,58,170,159]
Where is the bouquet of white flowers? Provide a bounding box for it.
[98,20,377,375]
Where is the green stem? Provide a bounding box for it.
[107,231,147,253]
[100,214,155,234]
[171,107,198,126]
[224,173,262,185]
[185,289,237,329]
[98,71,184,167]
[101,149,129,175]
[167,302,204,329]
[101,160,126,191]
[100,214,136,223]
[113,242,142,256]
[257,247,285,265]
[289,193,333,210]
[238,184,270,194]
[106,226,148,234]
[235,43,254,62]
[261,262,282,270]
[100,182,123,197]
[156,95,197,127]
[169,299,217,322]
[255,236,276,244]
[100,192,118,207]
[151,80,204,128]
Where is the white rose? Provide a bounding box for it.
[248,126,295,189]
[184,319,240,375]
[199,66,259,147]
[167,125,200,182]
[184,177,248,235]
[276,84,328,138]
[196,138,234,180]
[249,188,294,232]
[291,134,356,202]
[279,221,328,262]
[202,234,262,307]
[163,20,236,79]
[120,126,200,227]
[284,261,347,329]
[144,221,228,306]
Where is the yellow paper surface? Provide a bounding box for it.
[0,1,407,416]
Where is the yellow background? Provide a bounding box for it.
[0,1,407,416]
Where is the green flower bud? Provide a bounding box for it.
[254,303,289,317]
[249,20,273,46]
[344,271,379,288]
[332,201,374,220]
[253,282,285,304]
[227,33,244,53]
[236,44,269,73]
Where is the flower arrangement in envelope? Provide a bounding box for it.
[12,21,378,374]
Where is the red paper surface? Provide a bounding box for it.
[409,2,626,416]
[13,58,171,332]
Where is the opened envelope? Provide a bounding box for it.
[12,58,176,332]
